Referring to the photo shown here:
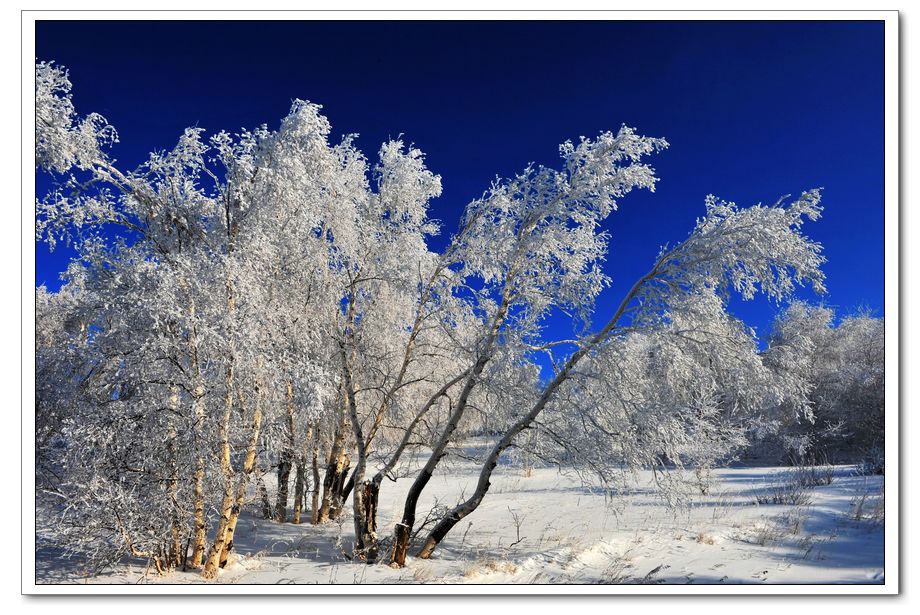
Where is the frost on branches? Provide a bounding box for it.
[34,61,882,578]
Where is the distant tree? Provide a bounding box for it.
[762,302,884,464]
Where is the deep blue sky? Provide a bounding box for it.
[35,20,886,346]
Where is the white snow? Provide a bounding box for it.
[37,452,884,585]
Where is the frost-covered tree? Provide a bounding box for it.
[35,59,839,577]
[34,62,347,575]
[35,61,117,177]
[761,302,885,463]
[533,289,784,501]
[389,127,670,565]
[36,59,476,572]
[409,190,826,561]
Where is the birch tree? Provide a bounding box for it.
[35,59,836,577]
[389,127,670,565]
[762,302,885,463]
[410,190,826,561]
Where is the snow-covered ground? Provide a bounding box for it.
[36,451,884,585]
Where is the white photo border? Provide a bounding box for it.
[20,8,900,597]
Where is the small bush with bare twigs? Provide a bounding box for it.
[754,480,813,506]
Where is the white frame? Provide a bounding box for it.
[20,8,900,596]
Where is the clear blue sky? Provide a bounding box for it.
[35,20,886,345]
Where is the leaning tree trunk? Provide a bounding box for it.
[415,370,573,559]
[340,470,356,506]
[202,205,242,578]
[390,363,487,566]
[390,290,512,567]
[415,362,576,559]
[337,263,450,562]
[415,257,667,560]
[352,369,469,567]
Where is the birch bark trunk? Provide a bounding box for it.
[188,298,207,568]
[201,361,236,579]
[317,407,350,523]
[202,275,238,579]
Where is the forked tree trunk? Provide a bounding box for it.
[389,367,495,565]
[414,399,551,559]
[340,470,356,505]
[339,264,449,563]
[389,371,481,566]
[333,369,468,568]
[317,413,350,523]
